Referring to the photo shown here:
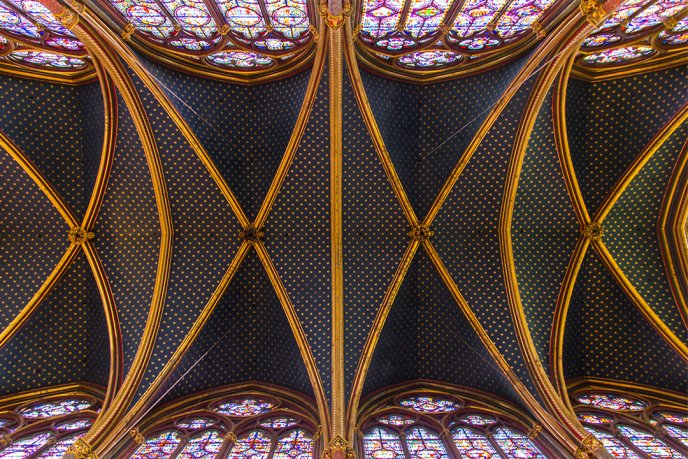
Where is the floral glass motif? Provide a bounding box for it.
[177,429,225,459]
[377,414,416,426]
[363,428,405,459]
[580,45,654,65]
[131,430,182,459]
[617,425,687,458]
[0,432,53,458]
[584,428,642,459]
[663,425,688,448]
[452,427,500,458]
[55,419,93,431]
[215,399,275,416]
[259,417,299,429]
[228,430,272,459]
[177,417,217,429]
[108,0,180,38]
[405,0,453,38]
[492,427,547,459]
[20,399,93,419]
[39,434,85,459]
[396,48,459,67]
[216,0,267,39]
[273,429,314,459]
[360,0,405,38]
[399,396,460,413]
[577,413,614,425]
[7,51,89,70]
[207,51,274,68]
[452,0,509,38]
[405,427,450,459]
[495,0,557,38]
[575,394,647,411]
[262,0,309,39]
[457,414,496,426]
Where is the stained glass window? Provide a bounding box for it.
[405,0,453,38]
[0,432,53,458]
[273,429,314,459]
[451,427,500,458]
[452,0,509,38]
[617,425,687,458]
[495,0,557,38]
[577,414,614,425]
[405,427,450,459]
[37,434,85,459]
[206,51,274,68]
[656,412,688,424]
[584,428,642,459]
[215,399,275,416]
[456,414,496,426]
[20,399,93,419]
[625,0,686,34]
[130,430,182,459]
[177,429,225,459]
[580,46,655,65]
[227,430,273,459]
[663,425,688,448]
[377,414,416,426]
[360,0,404,38]
[399,396,460,413]
[492,427,547,459]
[260,417,299,429]
[363,428,405,459]
[7,51,89,70]
[575,394,647,411]
[177,418,217,429]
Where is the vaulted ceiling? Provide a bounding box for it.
[0,0,686,457]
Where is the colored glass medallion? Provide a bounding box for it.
[405,0,453,38]
[405,427,450,459]
[177,417,217,429]
[207,51,274,68]
[55,419,93,431]
[377,414,416,426]
[584,428,642,459]
[360,0,404,38]
[363,428,405,459]
[131,430,182,459]
[618,425,687,458]
[273,429,314,459]
[0,4,42,38]
[452,427,500,458]
[625,0,687,34]
[492,427,547,459]
[7,50,88,69]
[457,414,497,426]
[20,399,93,418]
[582,33,622,47]
[576,394,647,411]
[228,430,272,459]
[6,0,75,36]
[452,0,509,38]
[399,396,460,413]
[259,417,299,429]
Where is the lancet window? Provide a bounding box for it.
[573,390,688,459]
[0,394,100,459]
[359,390,552,459]
[127,390,318,459]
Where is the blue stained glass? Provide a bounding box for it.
[363,428,405,459]
[130,431,182,459]
[0,4,41,38]
[399,396,460,413]
[584,428,642,459]
[55,419,93,431]
[215,0,267,38]
[405,427,450,459]
[20,399,92,418]
[0,432,53,458]
[617,425,687,458]
[259,417,299,429]
[663,425,688,448]
[273,429,314,459]
[37,434,84,459]
[492,427,546,459]
[177,430,224,459]
[109,0,176,38]
[160,0,218,38]
[6,0,75,36]
[452,427,500,458]
[227,430,272,459]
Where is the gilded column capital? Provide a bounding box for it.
[121,23,136,39]
[531,20,546,38]
[527,423,542,439]
[0,434,12,448]
[64,438,99,459]
[575,433,604,459]
[323,435,355,459]
[227,432,238,442]
[219,24,231,35]
[68,227,95,245]
[579,0,607,27]
[408,224,434,242]
[53,7,79,29]
[582,222,604,241]
[130,428,144,445]
[238,225,265,243]
[319,2,352,30]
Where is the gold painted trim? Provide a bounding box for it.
[0,382,105,410]
[592,240,688,361]
[345,240,419,440]
[254,241,332,444]
[659,137,688,326]
[423,240,581,454]
[38,1,175,450]
[498,36,603,445]
[567,377,688,408]
[329,24,345,441]
[570,50,688,82]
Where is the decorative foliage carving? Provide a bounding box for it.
[408,225,434,242]
[65,438,99,459]
[68,227,95,245]
[582,222,604,241]
[238,225,265,243]
[580,0,607,27]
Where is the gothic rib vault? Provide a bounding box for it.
[0,0,686,457]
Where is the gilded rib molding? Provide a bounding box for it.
[36,1,175,450]
[255,241,331,444]
[659,138,688,326]
[423,240,581,455]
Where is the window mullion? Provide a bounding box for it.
[170,435,190,459]
[267,433,278,459]
[400,431,413,459]
[439,429,463,459]
[485,430,508,459]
